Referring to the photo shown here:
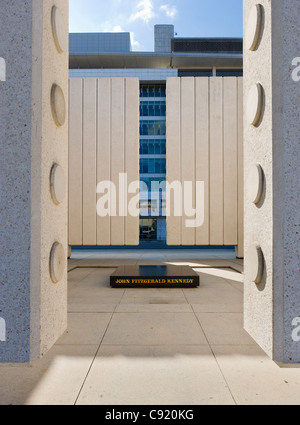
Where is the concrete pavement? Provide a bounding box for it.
[1,250,300,405]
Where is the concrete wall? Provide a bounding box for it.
[166,77,244,253]
[244,0,300,363]
[0,0,69,362]
[154,25,174,53]
[68,78,140,246]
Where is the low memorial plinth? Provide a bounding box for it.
[110,265,200,288]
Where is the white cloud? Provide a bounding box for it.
[112,25,124,32]
[102,24,141,50]
[130,32,141,49]
[160,4,178,19]
[130,0,155,23]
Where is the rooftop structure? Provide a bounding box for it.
[69,26,243,73]
[69,32,131,54]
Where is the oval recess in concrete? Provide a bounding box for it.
[247,244,264,284]
[245,4,263,51]
[50,164,65,205]
[248,164,264,205]
[51,84,66,127]
[51,6,67,54]
[247,83,264,127]
[50,242,65,284]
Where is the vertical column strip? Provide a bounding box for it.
[195,77,210,245]
[209,77,224,245]
[223,77,238,244]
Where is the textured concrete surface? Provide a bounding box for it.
[272,0,300,363]
[1,255,300,405]
[0,0,69,363]
[244,0,300,362]
[0,0,33,363]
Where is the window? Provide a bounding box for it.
[140,139,166,155]
[139,219,157,241]
[140,158,166,175]
[140,120,166,136]
[140,84,166,98]
[140,101,166,117]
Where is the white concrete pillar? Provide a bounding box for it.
[244,0,300,363]
[0,0,69,362]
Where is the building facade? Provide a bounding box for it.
[68,26,243,248]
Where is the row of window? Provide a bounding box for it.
[140,158,166,175]
[140,120,166,136]
[140,84,166,98]
[140,101,166,117]
[140,85,167,237]
[140,139,166,155]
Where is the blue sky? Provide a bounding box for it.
[69,0,243,51]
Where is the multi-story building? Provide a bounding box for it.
[68,25,243,247]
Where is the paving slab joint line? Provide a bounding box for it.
[188,296,238,406]
[73,308,117,405]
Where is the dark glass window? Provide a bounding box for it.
[178,69,213,77]
[140,84,166,98]
[139,218,157,241]
[140,139,166,155]
[140,101,166,117]
[139,84,167,243]
[216,69,243,77]
[172,38,243,54]
[140,158,166,175]
[140,120,166,136]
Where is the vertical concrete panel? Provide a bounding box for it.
[69,78,83,245]
[166,77,241,247]
[82,79,97,245]
[111,78,125,245]
[244,0,300,363]
[125,78,139,245]
[97,78,111,245]
[0,0,69,362]
[69,77,139,247]
[244,0,275,359]
[223,78,238,245]
[209,78,224,245]
[195,78,210,245]
[181,78,196,245]
[273,0,300,363]
[236,77,244,258]
[166,78,182,245]
[0,0,33,362]
[38,0,69,357]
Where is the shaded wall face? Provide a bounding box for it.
[243,0,300,362]
[0,0,69,362]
